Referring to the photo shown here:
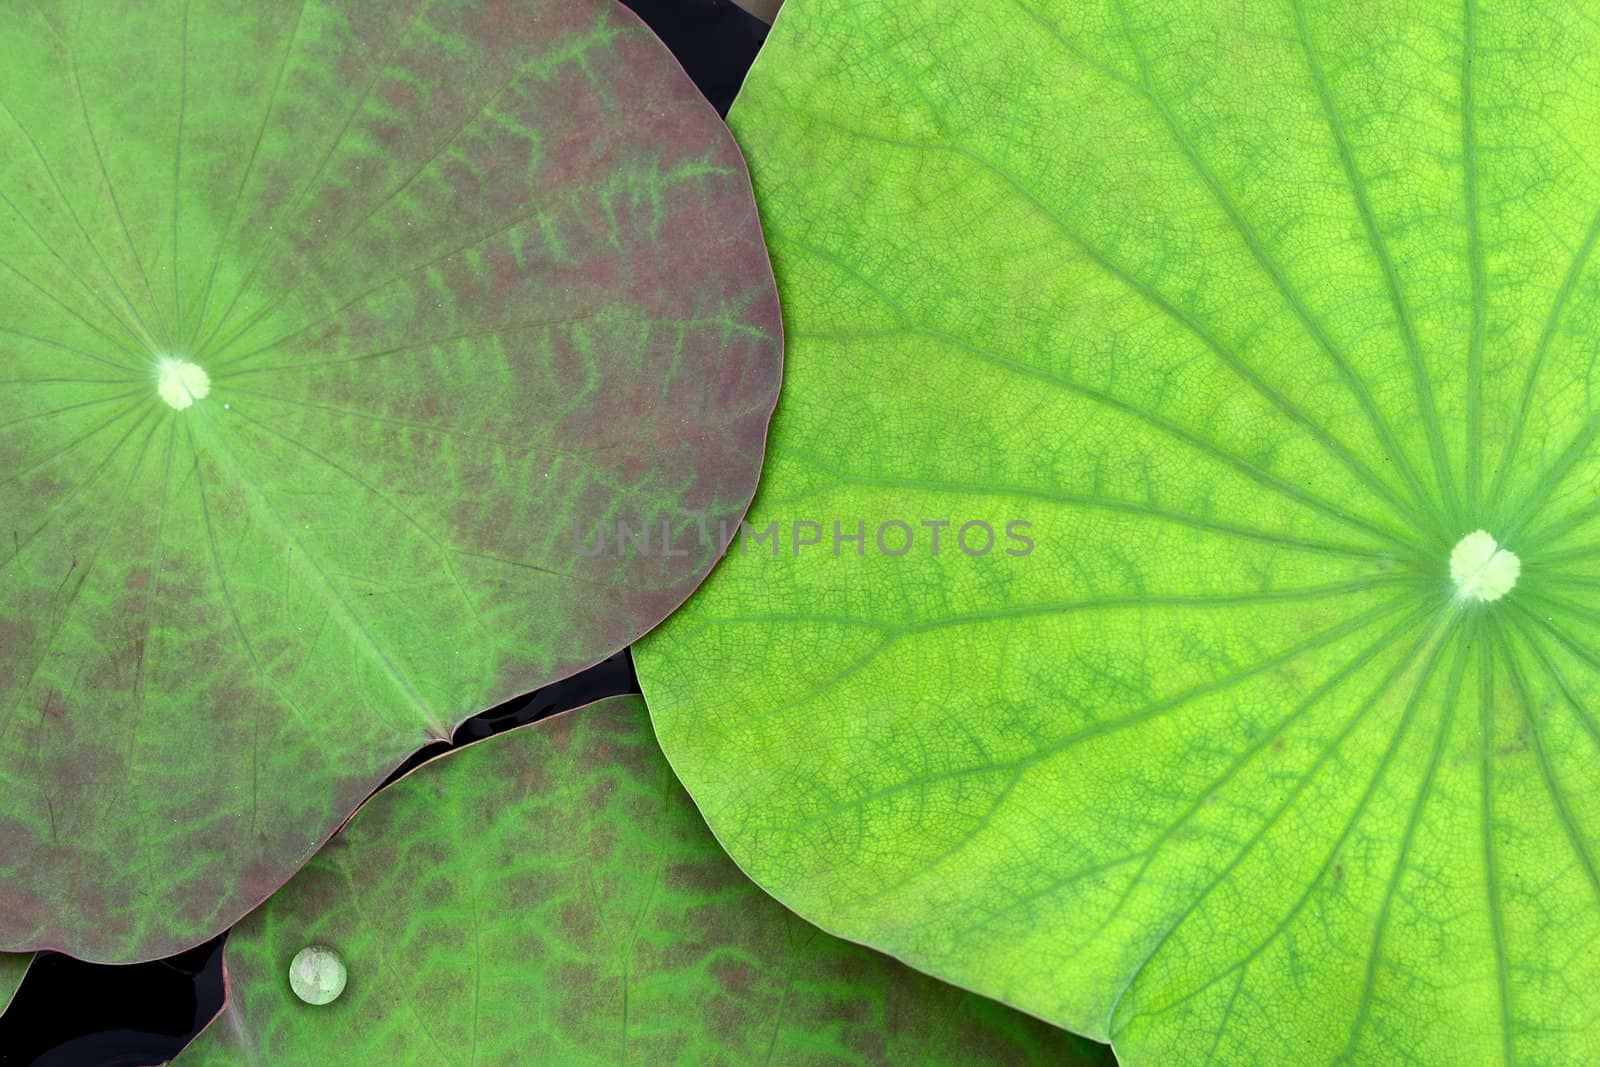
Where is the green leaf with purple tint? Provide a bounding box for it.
[0,0,779,963]
[728,0,783,22]
[0,953,28,1016]
[172,697,1107,1065]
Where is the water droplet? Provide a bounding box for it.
[289,945,347,1005]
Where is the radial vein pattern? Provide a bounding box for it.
[635,0,1600,1062]
[0,0,780,962]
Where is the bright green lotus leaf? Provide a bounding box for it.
[0,0,780,963]
[173,697,1108,1066]
[0,953,28,1016]
[635,0,1600,1061]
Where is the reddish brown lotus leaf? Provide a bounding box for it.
[0,0,779,962]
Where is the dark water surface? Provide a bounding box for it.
[0,2,765,1062]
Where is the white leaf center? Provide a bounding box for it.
[1450,529,1520,603]
[156,357,211,410]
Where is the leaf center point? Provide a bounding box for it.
[1449,529,1519,603]
[156,356,211,411]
